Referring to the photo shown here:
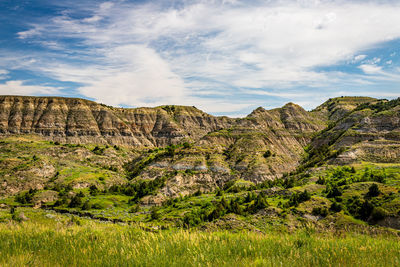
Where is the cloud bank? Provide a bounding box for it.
[2,0,400,114]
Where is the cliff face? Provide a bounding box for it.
[0,95,327,196]
[1,95,399,200]
[0,96,234,146]
[0,95,323,148]
[308,98,400,165]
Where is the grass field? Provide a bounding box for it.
[0,218,399,267]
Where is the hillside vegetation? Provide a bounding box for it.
[0,96,400,236]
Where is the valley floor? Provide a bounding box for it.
[0,210,399,267]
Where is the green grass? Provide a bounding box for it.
[0,218,399,266]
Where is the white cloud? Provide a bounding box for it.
[354,54,367,62]
[0,80,61,95]
[17,27,42,39]
[37,45,186,107]
[359,64,383,74]
[7,0,400,113]
[0,69,9,80]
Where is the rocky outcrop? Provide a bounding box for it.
[1,95,399,199]
[0,95,324,149]
[0,96,234,146]
[309,98,400,165]
[0,95,329,193]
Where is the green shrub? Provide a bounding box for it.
[215,188,223,197]
[366,184,380,198]
[312,207,328,217]
[129,205,140,213]
[326,185,342,198]
[150,207,160,220]
[289,190,311,207]
[92,146,105,155]
[15,189,37,204]
[193,189,202,196]
[371,207,388,221]
[81,200,92,210]
[330,201,342,212]
[68,195,83,208]
[316,176,325,185]
[263,150,272,158]
[182,142,191,149]
[90,185,99,196]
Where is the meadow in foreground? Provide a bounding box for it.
[0,215,399,267]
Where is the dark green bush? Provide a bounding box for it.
[15,189,37,204]
[330,201,343,212]
[366,184,380,198]
[150,207,161,220]
[68,195,83,208]
[263,150,272,158]
[312,207,328,217]
[371,207,388,221]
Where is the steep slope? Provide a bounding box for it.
[1,96,400,233]
[305,97,400,166]
[0,96,234,146]
[0,95,327,200]
[312,96,377,122]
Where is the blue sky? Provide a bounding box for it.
[0,0,399,116]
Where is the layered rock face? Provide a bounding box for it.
[0,95,323,148]
[309,98,400,164]
[0,95,327,190]
[0,96,233,146]
[1,95,399,198]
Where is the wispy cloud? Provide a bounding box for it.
[359,64,383,75]
[0,80,61,95]
[3,0,400,114]
[0,70,9,80]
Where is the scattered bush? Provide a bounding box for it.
[263,150,272,158]
[326,185,342,198]
[92,146,105,155]
[312,207,328,217]
[316,176,325,185]
[81,200,92,210]
[69,195,83,208]
[15,189,37,204]
[289,190,311,207]
[90,185,99,196]
[150,207,160,220]
[371,207,388,221]
[366,184,381,198]
[129,205,140,213]
[330,201,343,212]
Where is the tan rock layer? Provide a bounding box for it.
[0,96,324,148]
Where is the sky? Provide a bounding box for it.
[0,0,399,117]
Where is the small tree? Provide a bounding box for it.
[263,150,272,158]
[69,195,82,208]
[366,184,380,198]
[215,188,223,197]
[129,205,140,213]
[150,207,160,220]
[89,185,99,196]
[81,200,91,210]
[330,201,342,212]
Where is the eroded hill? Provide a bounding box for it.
[1,95,400,232]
